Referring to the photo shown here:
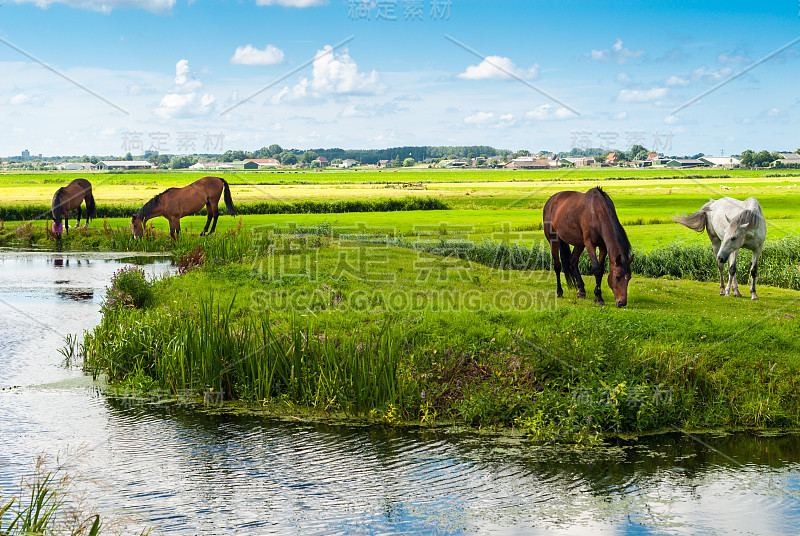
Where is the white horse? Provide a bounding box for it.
[672,197,767,299]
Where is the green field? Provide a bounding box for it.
[6,169,800,440]
[3,169,800,251]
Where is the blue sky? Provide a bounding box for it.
[1,0,798,156]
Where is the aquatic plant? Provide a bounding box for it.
[83,295,406,416]
[101,266,154,313]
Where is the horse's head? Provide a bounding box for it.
[131,214,144,239]
[51,220,64,237]
[608,254,634,307]
[717,217,749,263]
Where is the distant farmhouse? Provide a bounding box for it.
[57,162,96,171]
[503,155,556,170]
[231,160,258,170]
[245,158,281,168]
[562,157,594,167]
[97,160,154,170]
[772,153,800,168]
[664,158,710,169]
[189,162,234,170]
[700,156,741,168]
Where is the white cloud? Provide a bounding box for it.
[616,72,631,84]
[127,83,156,95]
[9,93,31,105]
[9,0,175,14]
[589,38,645,64]
[617,87,668,102]
[718,52,750,64]
[464,111,494,124]
[154,59,215,118]
[614,111,628,120]
[525,103,575,120]
[256,0,327,6]
[692,66,733,83]
[457,56,540,80]
[665,115,679,124]
[272,46,382,103]
[666,75,689,86]
[231,44,285,66]
[499,113,514,122]
[339,102,404,118]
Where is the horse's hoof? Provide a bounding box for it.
[734,292,743,298]
[577,292,586,300]
[751,295,759,300]
[595,299,605,306]
[556,292,563,299]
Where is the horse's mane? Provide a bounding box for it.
[730,209,762,228]
[51,187,65,222]
[592,187,632,262]
[136,188,175,219]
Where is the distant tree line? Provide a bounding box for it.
[216,145,508,166]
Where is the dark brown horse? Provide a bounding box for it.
[543,187,634,307]
[51,178,97,237]
[131,176,236,239]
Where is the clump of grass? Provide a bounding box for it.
[82,295,406,416]
[1,452,150,535]
[14,222,33,241]
[178,245,205,274]
[101,266,154,313]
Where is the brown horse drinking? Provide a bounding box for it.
[131,176,237,239]
[543,187,634,307]
[51,178,97,237]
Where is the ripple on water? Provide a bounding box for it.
[2,252,800,535]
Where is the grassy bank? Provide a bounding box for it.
[0,196,448,221]
[77,226,800,443]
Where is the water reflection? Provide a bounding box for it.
[56,288,94,301]
[87,395,800,535]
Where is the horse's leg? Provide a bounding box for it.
[585,244,605,306]
[571,244,586,299]
[208,201,220,235]
[75,205,82,228]
[710,238,725,296]
[727,249,742,298]
[64,211,70,234]
[597,247,608,304]
[200,202,212,236]
[548,238,564,298]
[169,217,181,240]
[750,247,761,300]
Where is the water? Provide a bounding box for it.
[1,250,799,535]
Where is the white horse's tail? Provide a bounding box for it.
[672,208,708,232]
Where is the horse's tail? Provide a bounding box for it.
[559,239,579,288]
[221,178,237,216]
[671,208,707,233]
[85,188,97,220]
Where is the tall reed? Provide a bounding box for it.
[82,295,406,415]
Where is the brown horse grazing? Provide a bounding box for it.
[131,176,236,240]
[51,178,97,237]
[543,187,634,307]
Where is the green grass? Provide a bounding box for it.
[76,226,800,442]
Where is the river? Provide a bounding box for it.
[1,250,799,535]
